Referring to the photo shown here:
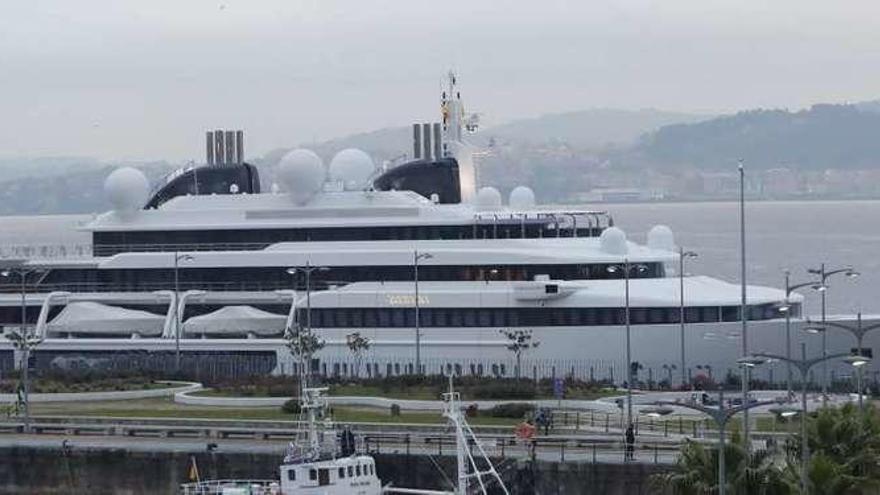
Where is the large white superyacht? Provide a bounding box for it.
[0,74,871,384]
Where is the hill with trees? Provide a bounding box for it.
[623,104,880,171]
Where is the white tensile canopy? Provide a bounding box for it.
[183,305,286,336]
[47,301,165,336]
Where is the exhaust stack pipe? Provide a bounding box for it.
[422,123,432,161]
[412,124,422,160]
[206,132,215,165]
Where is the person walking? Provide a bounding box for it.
[625,423,636,461]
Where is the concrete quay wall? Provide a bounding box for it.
[0,446,668,494]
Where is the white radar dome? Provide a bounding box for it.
[329,148,374,191]
[508,186,536,209]
[647,225,675,252]
[475,186,502,211]
[277,149,325,204]
[599,226,628,255]
[104,167,149,217]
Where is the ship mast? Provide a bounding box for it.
[441,377,509,495]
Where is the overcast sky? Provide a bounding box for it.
[2,0,879,161]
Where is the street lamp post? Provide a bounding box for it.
[286,262,329,378]
[782,271,822,397]
[413,250,433,375]
[679,248,697,388]
[737,160,751,450]
[805,312,880,411]
[607,260,647,440]
[739,345,869,494]
[173,252,194,374]
[806,264,859,405]
[652,391,783,495]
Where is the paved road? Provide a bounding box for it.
[0,433,680,465]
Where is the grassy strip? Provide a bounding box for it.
[190,384,618,401]
[28,398,519,426]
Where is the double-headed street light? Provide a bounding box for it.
[738,345,870,494]
[649,390,783,495]
[781,271,824,396]
[172,253,194,373]
[678,248,698,387]
[606,259,647,440]
[804,312,880,411]
[413,250,433,375]
[0,264,43,336]
[806,264,859,404]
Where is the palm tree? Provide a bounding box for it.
[784,403,880,494]
[652,428,793,495]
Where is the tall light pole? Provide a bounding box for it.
[413,250,433,375]
[782,272,822,397]
[607,260,646,441]
[651,391,783,495]
[805,264,859,404]
[173,252,194,373]
[740,346,869,494]
[287,262,329,377]
[678,247,697,387]
[805,313,880,411]
[738,160,750,449]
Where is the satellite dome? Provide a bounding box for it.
[104,167,149,217]
[647,225,675,252]
[475,186,502,211]
[277,149,325,204]
[329,148,374,190]
[508,186,536,209]
[599,226,628,255]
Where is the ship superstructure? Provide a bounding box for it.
[0,73,868,384]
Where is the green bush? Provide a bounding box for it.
[485,403,535,419]
[470,382,536,400]
[281,399,301,415]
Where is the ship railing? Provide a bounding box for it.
[93,242,273,256]
[0,244,93,260]
[0,279,341,294]
[472,211,610,239]
[179,479,279,495]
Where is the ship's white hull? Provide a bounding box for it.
[7,318,877,384]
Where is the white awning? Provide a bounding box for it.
[183,305,286,336]
[47,301,165,336]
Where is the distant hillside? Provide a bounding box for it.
[625,104,880,170]
[0,156,106,181]
[0,161,173,215]
[483,109,709,148]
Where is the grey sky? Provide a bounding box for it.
[2,0,879,161]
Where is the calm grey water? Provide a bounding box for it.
[0,201,877,315]
[609,200,880,315]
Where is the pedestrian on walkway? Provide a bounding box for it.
[625,423,635,461]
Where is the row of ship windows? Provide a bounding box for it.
[288,464,375,482]
[29,263,665,293]
[296,303,794,328]
[93,224,603,255]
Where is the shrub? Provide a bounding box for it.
[281,399,301,415]
[390,404,401,417]
[470,382,536,400]
[485,403,535,419]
